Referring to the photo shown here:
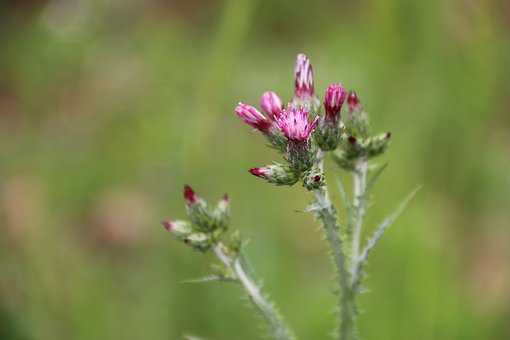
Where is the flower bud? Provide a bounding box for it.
[162,219,192,240]
[249,164,299,186]
[260,91,283,120]
[213,194,230,229]
[343,91,370,138]
[184,232,212,252]
[235,103,272,133]
[347,91,361,113]
[184,185,199,205]
[303,165,325,191]
[324,83,346,124]
[183,185,213,231]
[315,120,342,151]
[293,53,319,110]
[366,132,391,158]
[294,53,314,99]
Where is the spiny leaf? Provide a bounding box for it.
[336,177,354,237]
[365,163,388,194]
[335,176,352,211]
[181,275,237,284]
[353,186,421,290]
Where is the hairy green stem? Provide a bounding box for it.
[213,243,295,340]
[351,158,368,270]
[313,151,356,340]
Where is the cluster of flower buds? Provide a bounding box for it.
[332,91,392,171]
[162,185,230,252]
[235,53,392,186]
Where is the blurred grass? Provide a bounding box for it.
[0,0,509,339]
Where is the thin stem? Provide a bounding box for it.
[313,151,355,340]
[213,243,296,340]
[351,158,368,276]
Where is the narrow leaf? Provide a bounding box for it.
[183,335,206,340]
[181,275,237,284]
[353,186,421,290]
[335,176,351,211]
[336,176,356,239]
[365,163,388,194]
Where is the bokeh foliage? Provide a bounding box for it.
[1,0,509,339]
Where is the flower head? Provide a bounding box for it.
[276,106,318,142]
[183,185,198,205]
[260,91,283,119]
[294,53,314,100]
[347,91,361,113]
[324,83,347,123]
[235,103,272,133]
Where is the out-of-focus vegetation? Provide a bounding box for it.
[0,0,509,339]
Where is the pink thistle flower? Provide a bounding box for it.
[347,91,361,112]
[275,106,318,142]
[260,91,283,119]
[235,103,272,133]
[183,185,198,205]
[294,53,315,100]
[324,83,347,123]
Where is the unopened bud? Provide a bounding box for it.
[303,165,325,191]
[183,185,213,231]
[293,53,319,110]
[213,194,230,229]
[235,103,272,133]
[162,219,192,240]
[323,83,346,124]
[366,132,391,158]
[184,185,198,205]
[347,91,361,113]
[249,164,299,186]
[184,232,211,252]
[260,91,283,120]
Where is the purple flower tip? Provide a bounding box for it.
[276,106,318,142]
[183,185,198,204]
[324,83,347,122]
[249,167,267,178]
[222,194,230,202]
[348,136,357,145]
[294,53,314,99]
[260,91,283,119]
[347,91,361,112]
[162,220,174,231]
[386,132,392,139]
[235,103,272,132]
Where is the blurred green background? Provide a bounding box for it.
[1,0,509,339]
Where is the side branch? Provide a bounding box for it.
[213,243,296,340]
[351,158,368,273]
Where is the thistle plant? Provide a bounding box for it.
[162,53,418,340]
